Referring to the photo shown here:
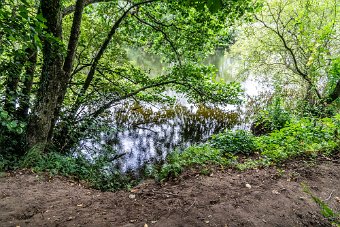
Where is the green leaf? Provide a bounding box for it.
[36,14,47,22]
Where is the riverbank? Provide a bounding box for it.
[1,156,339,226]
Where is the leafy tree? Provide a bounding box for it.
[229,0,340,107]
[0,0,257,155]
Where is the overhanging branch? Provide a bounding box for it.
[63,0,112,17]
[89,79,179,118]
[70,0,158,115]
[132,14,182,65]
[255,14,322,99]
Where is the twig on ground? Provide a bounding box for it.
[324,190,335,201]
[184,199,197,213]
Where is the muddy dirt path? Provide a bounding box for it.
[1,157,339,227]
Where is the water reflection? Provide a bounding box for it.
[79,48,270,172]
[101,102,239,172]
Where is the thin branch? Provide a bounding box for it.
[255,14,322,99]
[63,0,112,17]
[71,63,92,76]
[132,14,182,65]
[71,0,158,115]
[89,80,178,118]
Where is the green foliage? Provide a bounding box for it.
[149,145,236,181]
[180,0,261,15]
[255,114,340,163]
[297,100,338,118]
[302,183,340,226]
[14,147,136,191]
[0,107,27,155]
[170,64,243,105]
[230,0,340,107]
[210,130,256,155]
[153,114,339,180]
[251,98,291,135]
[0,108,26,134]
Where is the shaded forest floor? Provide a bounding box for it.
[1,155,340,227]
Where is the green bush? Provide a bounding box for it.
[251,98,291,135]
[16,147,136,191]
[0,108,27,155]
[296,99,339,118]
[255,114,340,163]
[153,145,236,181]
[209,130,256,155]
[155,114,340,180]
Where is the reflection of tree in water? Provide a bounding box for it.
[106,102,239,172]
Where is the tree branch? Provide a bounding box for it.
[255,14,322,99]
[71,0,158,115]
[63,0,112,17]
[63,0,86,77]
[132,14,182,65]
[88,80,178,119]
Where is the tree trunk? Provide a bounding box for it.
[48,0,86,142]
[3,54,25,115]
[27,0,86,151]
[26,0,64,149]
[17,48,37,121]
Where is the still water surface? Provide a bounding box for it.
[79,50,267,172]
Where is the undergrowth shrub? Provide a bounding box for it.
[255,114,340,163]
[299,100,338,118]
[154,114,339,180]
[210,130,256,155]
[18,147,136,191]
[0,108,27,155]
[150,145,236,181]
[251,98,291,135]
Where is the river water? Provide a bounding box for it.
[78,49,269,173]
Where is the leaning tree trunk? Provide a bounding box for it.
[26,0,64,149]
[48,0,86,142]
[27,0,86,151]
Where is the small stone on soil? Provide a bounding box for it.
[272,189,280,195]
[67,216,73,221]
[335,197,340,203]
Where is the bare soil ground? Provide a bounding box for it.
[1,156,340,227]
